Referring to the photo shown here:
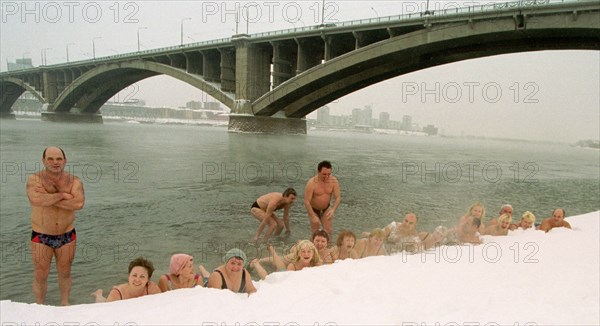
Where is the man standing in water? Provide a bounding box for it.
[304,160,341,237]
[26,147,85,305]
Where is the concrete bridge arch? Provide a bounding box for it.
[51,61,235,114]
[0,77,46,114]
[253,16,600,118]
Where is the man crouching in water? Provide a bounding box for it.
[27,146,85,305]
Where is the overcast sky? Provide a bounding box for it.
[1,1,598,142]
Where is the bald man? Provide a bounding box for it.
[26,146,85,305]
[538,208,571,233]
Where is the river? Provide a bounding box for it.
[0,119,598,305]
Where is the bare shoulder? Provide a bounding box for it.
[207,268,223,288]
[147,281,162,294]
[26,172,42,184]
[305,175,317,186]
[106,284,125,301]
[539,218,552,228]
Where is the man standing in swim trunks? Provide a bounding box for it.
[304,160,341,237]
[26,146,85,305]
[251,188,297,243]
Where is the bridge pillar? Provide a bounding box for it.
[233,34,270,112]
[41,112,103,123]
[41,70,59,103]
[228,114,306,134]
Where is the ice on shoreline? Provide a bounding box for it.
[2,211,598,326]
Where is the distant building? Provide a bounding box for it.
[317,106,331,125]
[351,108,362,126]
[402,115,413,131]
[204,102,221,110]
[379,112,390,128]
[7,58,33,71]
[185,100,223,111]
[363,105,373,126]
[311,105,436,134]
[423,125,438,136]
[186,100,203,110]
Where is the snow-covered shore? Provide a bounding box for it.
[2,211,598,326]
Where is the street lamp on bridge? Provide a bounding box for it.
[66,43,75,63]
[92,37,102,59]
[371,7,378,17]
[180,18,191,46]
[41,48,52,66]
[137,27,147,52]
[321,0,325,26]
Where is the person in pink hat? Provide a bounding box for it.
[158,254,210,292]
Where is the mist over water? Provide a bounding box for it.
[1,119,598,305]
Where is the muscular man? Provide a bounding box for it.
[251,188,297,243]
[538,208,571,232]
[27,147,85,305]
[304,161,341,237]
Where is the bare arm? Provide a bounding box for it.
[264,198,279,220]
[304,179,318,220]
[157,275,169,292]
[244,270,257,294]
[282,206,291,232]
[147,281,162,295]
[26,175,67,207]
[382,222,395,239]
[538,219,552,232]
[330,177,341,213]
[206,271,223,290]
[105,287,122,302]
[53,177,85,211]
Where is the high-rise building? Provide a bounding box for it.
[363,105,373,126]
[379,112,390,128]
[352,108,362,126]
[7,58,33,71]
[317,106,331,125]
[402,115,413,131]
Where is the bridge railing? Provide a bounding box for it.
[1,0,593,74]
[249,0,586,38]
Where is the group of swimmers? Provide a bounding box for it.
[28,147,574,305]
[90,202,572,303]
[91,248,258,302]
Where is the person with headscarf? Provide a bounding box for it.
[158,254,210,292]
[207,248,257,294]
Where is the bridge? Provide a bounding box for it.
[1,0,599,133]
